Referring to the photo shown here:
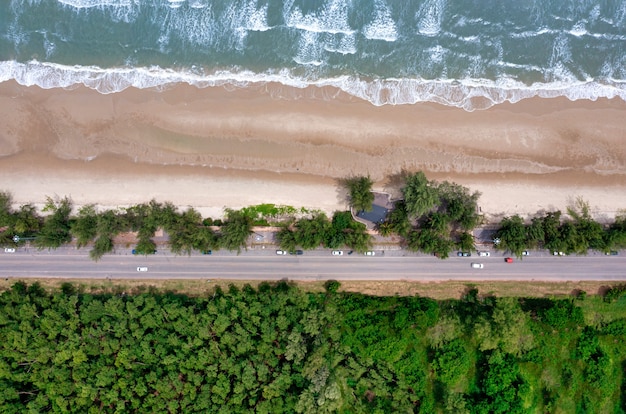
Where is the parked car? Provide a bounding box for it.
[136,267,148,272]
[522,250,530,256]
[606,251,619,256]
[457,251,471,257]
[4,248,16,253]
[132,249,157,255]
[276,250,287,255]
[471,263,484,269]
[290,250,304,255]
[553,251,565,256]
[202,250,212,255]
[332,250,343,256]
[478,251,490,257]
[504,257,513,263]
[364,251,375,256]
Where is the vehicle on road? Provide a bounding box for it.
[4,248,16,253]
[276,250,287,255]
[332,250,343,256]
[478,251,490,257]
[504,257,513,263]
[471,263,484,269]
[553,251,565,256]
[606,251,619,256]
[136,267,148,272]
[364,251,375,256]
[457,252,471,257]
[290,250,304,255]
[522,250,530,256]
[202,250,212,255]
[132,249,157,255]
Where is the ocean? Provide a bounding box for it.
[1,0,625,110]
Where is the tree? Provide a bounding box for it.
[457,232,475,253]
[344,176,375,213]
[494,215,526,257]
[219,209,253,252]
[34,197,73,249]
[71,205,98,248]
[402,172,438,218]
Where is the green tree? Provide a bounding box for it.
[457,232,475,253]
[71,205,98,248]
[219,209,253,252]
[344,175,375,213]
[402,172,438,218]
[494,215,526,257]
[34,197,73,249]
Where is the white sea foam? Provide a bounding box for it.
[323,33,357,55]
[363,0,398,42]
[417,0,445,36]
[294,31,324,65]
[2,60,625,111]
[285,0,354,35]
[56,0,135,7]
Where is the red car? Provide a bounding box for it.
[504,257,513,263]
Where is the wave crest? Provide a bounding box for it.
[1,60,625,111]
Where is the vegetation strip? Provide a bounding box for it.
[1,171,625,261]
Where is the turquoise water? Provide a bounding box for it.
[1,0,625,110]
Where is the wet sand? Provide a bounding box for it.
[1,80,625,221]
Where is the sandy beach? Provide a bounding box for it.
[0,80,625,221]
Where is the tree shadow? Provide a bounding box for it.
[334,177,350,207]
[383,171,409,200]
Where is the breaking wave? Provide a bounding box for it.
[2,60,624,111]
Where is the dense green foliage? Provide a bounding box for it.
[343,176,375,213]
[494,202,626,257]
[386,173,482,258]
[277,211,372,253]
[2,282,626,413]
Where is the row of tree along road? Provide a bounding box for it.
[1,171,625,260]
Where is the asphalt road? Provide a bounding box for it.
[1,247,625,281]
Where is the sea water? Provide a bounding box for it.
[1,0,625,110]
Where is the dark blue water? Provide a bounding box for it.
[1,0,625,110]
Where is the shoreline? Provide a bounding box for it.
[1,80,625,220]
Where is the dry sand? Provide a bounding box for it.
[0,80,625,221]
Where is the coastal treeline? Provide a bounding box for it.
[494,198,626,257]
[2,171,626,260]
[0,192,371,259]
[2,282,626,413]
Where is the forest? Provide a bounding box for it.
[2,281,626,413]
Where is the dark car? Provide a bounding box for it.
[457,252,471,257]
[132,249,156,255]
[202,250,212,255]
[606,251,619,256]
[290,250,304,255]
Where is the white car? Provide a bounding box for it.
[364,251,375,256]
[276,250,287,255]
[553,251,565,256]
[471,263,484,269]
[331,250,343,256]
[478,251,490,257]
[522,251,530,256]
[136,267,148,272]
[4,248,16,253]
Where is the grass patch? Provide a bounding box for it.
[0,278,620,301]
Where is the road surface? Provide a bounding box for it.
[1,247,625,281]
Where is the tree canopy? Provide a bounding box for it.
[1,282,625,413]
